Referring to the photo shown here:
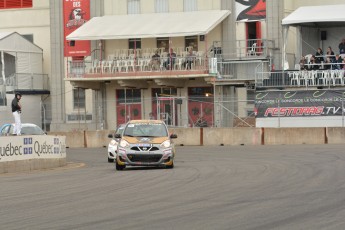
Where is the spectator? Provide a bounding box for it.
[164,48,177,70]
[299,56,307,70]
[308,55,319,70]
[326,46,335,63]
[339,38,345,54]
[150,51,160,70]
[184,49,195,70]
[315,48,324,66]
[324,57,333,70]
[333,54,343,70]
[11,92,22,135]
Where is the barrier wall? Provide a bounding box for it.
[48,127,345,148]
[264,128,326,145]
[203,128,262,146]
[0,135,66,173]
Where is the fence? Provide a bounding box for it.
[39,96,256,132]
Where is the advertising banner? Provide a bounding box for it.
[0,136,66,162]
[255,90,345,118]
[235,0,266,21]
[63,0,90,57]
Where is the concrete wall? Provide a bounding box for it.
[0,158,66,174]
[49,127,345,148]
[0,135,66,174]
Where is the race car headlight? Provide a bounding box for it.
[119,139,129,148]
[161,140,171,148]
[109,140,118,146]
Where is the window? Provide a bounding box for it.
[188,87,213,102]
[155,0,168,13]
[157,38,169,52]
[185,36,198,51]
[73,88,86,109]
[129,38,141,49]
[184,0,197,12]
[128,0,140,14]
[0,0,32,9]
[117,89,141,104]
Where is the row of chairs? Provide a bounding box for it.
[289,69,345,86]
[88,57,202,73]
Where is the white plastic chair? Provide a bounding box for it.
[102,60,113,73]
[247,43,257,56]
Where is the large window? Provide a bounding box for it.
[155,0,168,13]
[128,0,140,14]
[184,0,197,12]
[0,0,32,9]
[73,88,86,109]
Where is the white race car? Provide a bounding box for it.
[107,124,125,162]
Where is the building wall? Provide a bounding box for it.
[0,0,50,79]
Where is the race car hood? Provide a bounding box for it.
[122,136,169,144]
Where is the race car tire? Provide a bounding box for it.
[115,160,126,170]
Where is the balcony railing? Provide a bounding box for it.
[210,39,275,60]
[256,69,345,89]
[5,73,49,92]
[67,56,211,78]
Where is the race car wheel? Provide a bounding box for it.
[115,160,126,170]
[108,157,114,163]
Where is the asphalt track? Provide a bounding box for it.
[1,144,345,230]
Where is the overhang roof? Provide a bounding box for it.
[66,10,230,40]
[282,4,345,27]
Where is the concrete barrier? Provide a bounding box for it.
[326,127,345,144]
[85,130,111,148]
[264,128,326,145]
[203,128,262,146]
[169,128,201,146]
[0,135,66,174]
[49,131,84,148]
[46,127,345,148]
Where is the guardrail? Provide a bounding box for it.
[5,73,49,91]
[256,69,345,89]
[67,56,211,78]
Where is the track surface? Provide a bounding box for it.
[1,145,345,230]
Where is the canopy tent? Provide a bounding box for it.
[66,10,231,41]
[282,4,345,27]
[281,4,345,69]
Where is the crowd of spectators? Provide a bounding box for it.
[298,39,345,71]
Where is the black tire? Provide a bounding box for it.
[108,157,114,163]
[115,160,125,170]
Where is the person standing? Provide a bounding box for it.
[339,38,345,54]
[11,92,22,135]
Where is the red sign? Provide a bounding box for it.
[63,0,91,57]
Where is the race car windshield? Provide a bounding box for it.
[123,123,168,137]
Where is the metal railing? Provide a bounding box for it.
[67,56,211,78]
[6,73,49,91]
[255,69,345,89]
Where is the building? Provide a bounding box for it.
[1,0,345,130]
